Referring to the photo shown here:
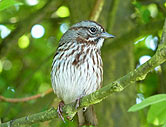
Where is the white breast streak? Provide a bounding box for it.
[51,44,103,104]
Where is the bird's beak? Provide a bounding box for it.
[100,32,115,39]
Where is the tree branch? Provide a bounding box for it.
[0,88,53,103]
[1,19,166,127]
[89,0,105,21]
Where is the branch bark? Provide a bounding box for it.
[0,88,53,103]
[1,19,166,127]
[89,0,105,21]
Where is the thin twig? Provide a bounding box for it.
[0,88,53,103]
[89,0,105,21]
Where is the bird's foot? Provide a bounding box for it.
[57,101,65,123]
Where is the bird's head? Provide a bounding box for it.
[71,20,114,48]
[61,20,115,49]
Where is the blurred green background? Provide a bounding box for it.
[0,0,166,127]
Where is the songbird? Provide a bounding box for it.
[51,20,114,126]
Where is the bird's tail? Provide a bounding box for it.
[77,105,98,126]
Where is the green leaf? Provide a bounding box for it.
[0,0,23,11]
[132,1,142,9]
[141,9,151,23]
[128,94,166,112]
[147,101,166,126]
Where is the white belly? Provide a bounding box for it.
[51,45,103,104]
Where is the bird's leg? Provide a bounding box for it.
[75,93,86,110]
[75,97,87,113]
[66,98,82,120]
[75,98,81,109]
[57,101,65,123]
[75,92,87,110]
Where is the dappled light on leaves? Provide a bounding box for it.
[3,59,12,71]
[18,35,30,49]
[7,86,15,93]
[148,3,158,18]
[31,24,45,39]
[9,17,17,23]
[154,66,161,73]
[0,25,11,39]
[145,35,158,51]
[0,60,3,73]
[134,37,145,44]
[26,0,38,6]
[153,118,160,126]
[55,6,70,18]
[164,2,166,8]
[0,59,12,73]
[136,93,144,104]
[139,55,151,65]
[60,23,69,33]
[0,0,23,11]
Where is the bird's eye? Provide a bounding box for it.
[89,27,97,34]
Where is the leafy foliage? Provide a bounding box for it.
[129,94,166,126]
[0,0,165,127]
[147,101,166,126]
[128,94,166,112]
[0,0,23,11]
